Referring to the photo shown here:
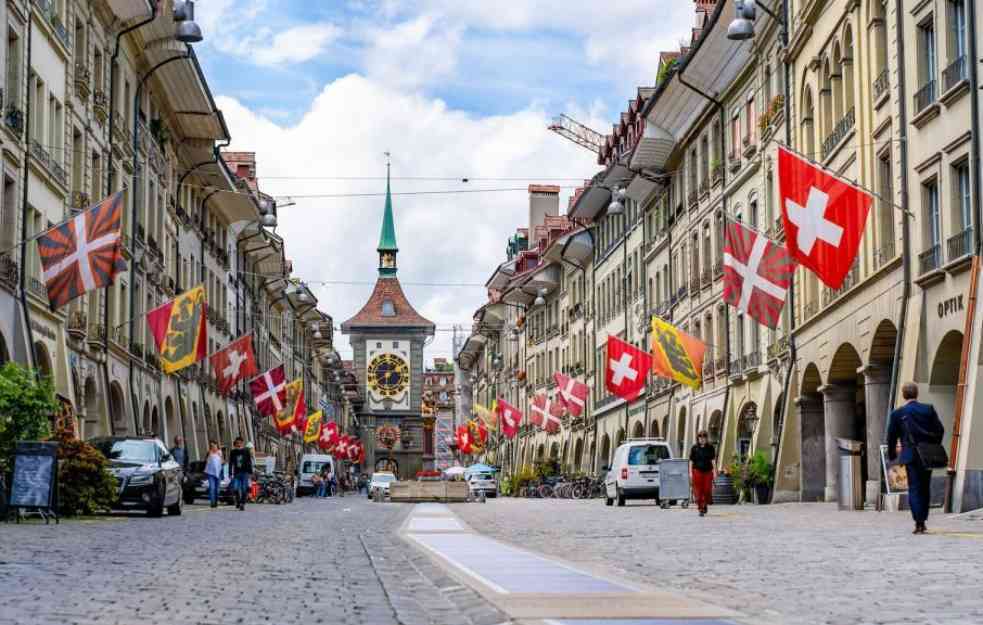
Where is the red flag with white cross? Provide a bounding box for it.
[553,372,589,417]
[530,392,562,433]
[210,334,258,396]
[778,146,872,289]
[605,335,652,401]
[723,219,796,329]
[249,365,287,418]
[496,398,522,439]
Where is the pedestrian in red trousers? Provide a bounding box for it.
[689,430,716,517]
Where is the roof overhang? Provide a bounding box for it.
[106,0,154,23]
[520,263,561,298]
[455,334,487,369]
[568,164,633,221]
[208,157,260,223]
[543,227,594,267]
[628,122,676,172]
[486,260,517,291]
[625,175,665,205]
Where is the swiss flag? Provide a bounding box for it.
[778,146,872,289]
[723,220,796,329]
[606,335,652,401]
[333,435,351,460]
[553,372,589,417]
[530,392,562,433]
[319,421,340,451]
[455,425,474,454]
[496,399,522,439]
[249,365,286,417]
[210,334,258,396]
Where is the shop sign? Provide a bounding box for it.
[938,294,965,319]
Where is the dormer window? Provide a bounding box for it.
[382,299,396,317]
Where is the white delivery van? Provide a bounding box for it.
[297,454,335,496]
[604,438,673,507]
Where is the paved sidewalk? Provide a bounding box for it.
[452,499,983,625]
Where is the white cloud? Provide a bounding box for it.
[217,74,598,363]
[360,15,462,89]
[214,22,341,67]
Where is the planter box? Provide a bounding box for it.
[390,480,469,503]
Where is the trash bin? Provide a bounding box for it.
[658,459,691,508]
[836,438,863,511]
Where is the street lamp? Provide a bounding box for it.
[534,288,547,307]
[607,187,626,215]
[727,0,757,40]
[173,1,204,43]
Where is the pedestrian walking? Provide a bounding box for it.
[170,436,189,473]
[312,472,324,497]
[229,437,254,511]
[204,441,223,508]
[689,430,716,517]
[887,382,946,534]
[321,464,333,497]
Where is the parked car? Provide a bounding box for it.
[467,471,497,498]
[182,461,233,504]
[368,472,397,499]
[91,437,184,517]
[296,454,335,496]
[604,438,673,507]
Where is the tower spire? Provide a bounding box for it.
[378,153,398,276]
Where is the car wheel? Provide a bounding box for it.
[167,497,182,516]
[147,502,164,517]
[616,488,626,507]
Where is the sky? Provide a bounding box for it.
[197,0,696,364]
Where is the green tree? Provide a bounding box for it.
[0,362,57,472]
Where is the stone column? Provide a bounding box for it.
[860,364,891,505]
[797,394,826,502]
[819,384,856,502]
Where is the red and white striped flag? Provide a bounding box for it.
[553,372,589,417]
[530,392,562,433]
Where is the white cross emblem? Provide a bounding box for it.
[503,409,517,429]
[786,187,843,255]
[560,378,585,409]
[256,372,285,412]
[723,235,787,313]
[610,353,638,386]
[42,212,120,290]
[223,349,248,380]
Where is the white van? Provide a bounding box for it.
[604,438,673,507]
[297,454,335,496]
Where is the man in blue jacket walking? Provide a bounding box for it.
[886,382,945,534]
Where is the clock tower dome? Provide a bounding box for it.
[341,164,435,478]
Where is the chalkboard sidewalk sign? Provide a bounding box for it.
[8,441,59,524]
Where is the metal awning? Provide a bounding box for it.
[625,175,664,204]
[209,158,260,223]
[486,260,517,290]
[519,263,561,300]
[629,122,676,172]
[543,228,594,267]
[106,0,154,23]
[568,164,632,221]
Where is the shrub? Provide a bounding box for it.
[53,429,118,516]
[0,362,57,473]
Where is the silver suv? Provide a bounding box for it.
[604,438,673,506]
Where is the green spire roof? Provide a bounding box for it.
[377,165,398,252]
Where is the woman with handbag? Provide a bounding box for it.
[887,382,946,534]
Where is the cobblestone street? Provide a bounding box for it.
[453,499,983,625]
[0,497,503,625]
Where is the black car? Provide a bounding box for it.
[91,436,184,517]
[182,461,233,505]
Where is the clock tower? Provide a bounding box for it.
[341,164,435,478]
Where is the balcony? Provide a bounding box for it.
[28,277,47,299]
[822,262,859,307]
[745,351,761,370]
[70,191,90,213]
[713,357,727,376]
[87,323,107,348]
[873,68,890,102]
[767,336,789,360]
[803,300,819,320]
[821,107,855,159]
[729,156,742,174]
[93,91,108,124]
[918,244,941,276]
[4,105,24,138]
[74,64,91,100]
[689,275,700,293]
[711,162,723,187]
[687,189,698,208]
[67,310,87,341]
[742,135,757,159]
[699,178,709,198]
[701,268,712,288]
[872,238,896,270]
[675,284,688,301]
[702,360,714,378]
[713,259,723,278]
[0,254,17,290]
[913,80,936,116]
[946,227,973,264]
[943,56,968,94]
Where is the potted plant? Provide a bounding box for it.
[746,451,774,504]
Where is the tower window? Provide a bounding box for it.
[382,299,396,317]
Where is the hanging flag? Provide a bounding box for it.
[250,365,286,418]
[530,392,562,433]
[553,372,589,417]
[319,421,340,451]
[605,335,652,400]
[280,379,305,435]
[36,191,125,309]
[346,439,362,462]
[333,435,350,460]
[496,398,522,439]
[210,334,258,395]
[778,145,872,289]
[650,317,705,390]
[474,403,497,431]
[455,425,474,455]
[723,219,796,329]
[303,410,323,443]
[147,285,207,374]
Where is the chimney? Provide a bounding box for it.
[528,184,560,233]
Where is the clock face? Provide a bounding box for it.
[367,353,410,399]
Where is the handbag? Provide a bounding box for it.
[903,415,948,469]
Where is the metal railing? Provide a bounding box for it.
[873,238,897,270]
[4,105,24,137]
[822,262,859,307]
[946,227,973,263]
[918,244,941,275]
[914,80,936,115]
[821,107,855,158]
[873,68,890,101]
[943,55,968,93]
[803,300,819,320]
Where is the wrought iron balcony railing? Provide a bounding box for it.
[914,80,937,115]
[873,68,890,101]
[946,227,973,263]
[943,56,968,93]
[821,107,855,159]
[918,244,941,275]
